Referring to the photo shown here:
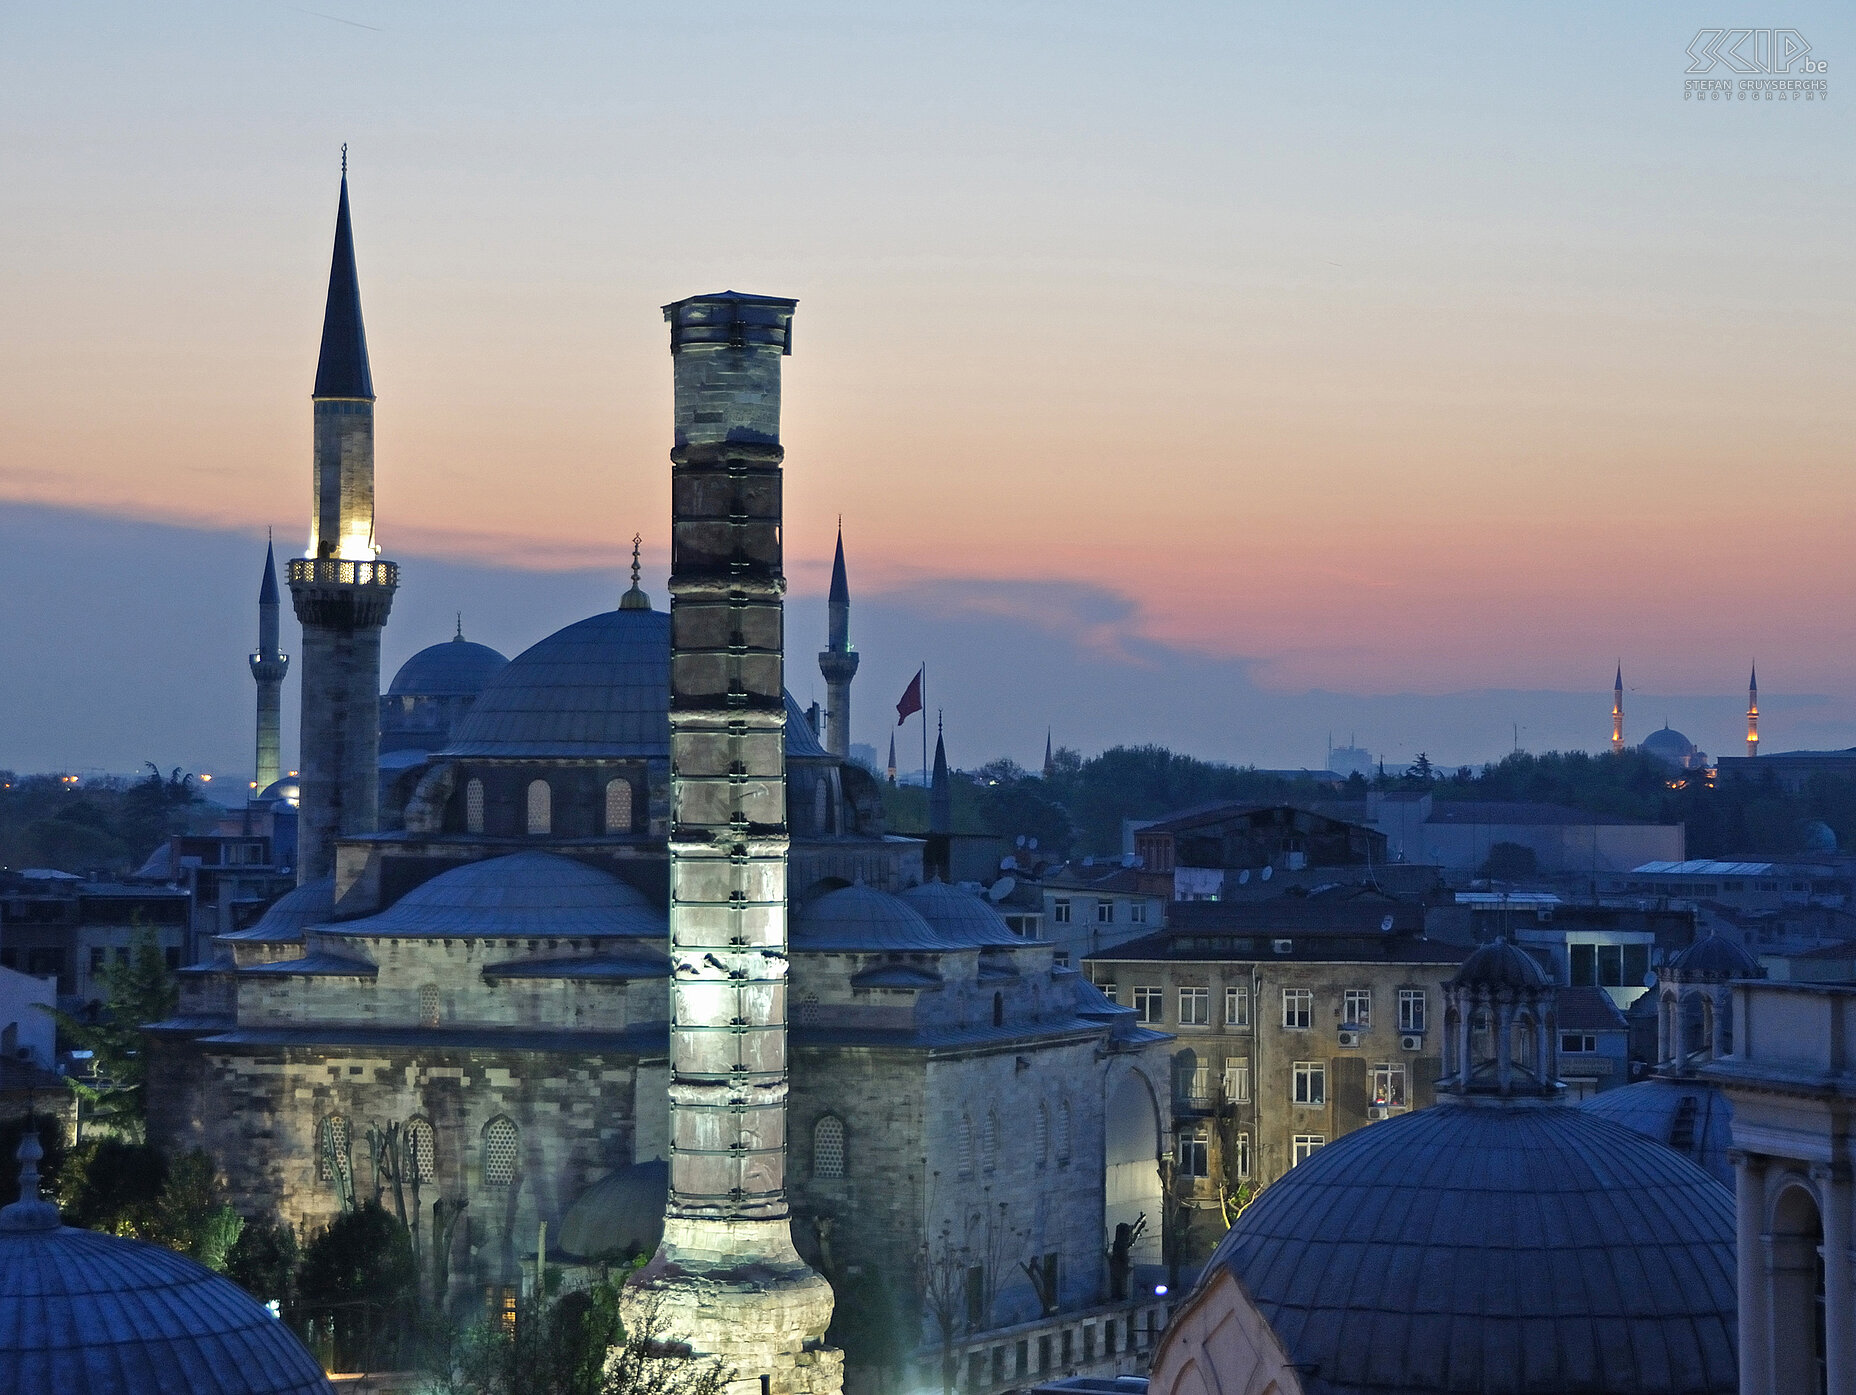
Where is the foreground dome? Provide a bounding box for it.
[326,852,665,940]
[1192,1101,1737,1394]
[792,884,957,952]
[0,1137,331,1395]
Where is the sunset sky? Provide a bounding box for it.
[2,3,1852,778]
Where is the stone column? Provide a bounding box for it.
[1658,992,1671,1067]
[1732,1149,1770,1395]
[625,293,840,1395]
[1496,999,1514,1092]
[1814,1163,1855,1395]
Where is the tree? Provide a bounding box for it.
[1479,841,1539,882]
[1404,753,1435,785]
[153,1148,244,1271]
[228,1218,301,1309]
[299,1201,421,1372]
[55,928,178,1139]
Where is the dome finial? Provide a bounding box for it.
[455,611,464,641]
[620,533,651,610]
[0,1128,61,1232]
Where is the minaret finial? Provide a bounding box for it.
[632,533,642,587]
[341,142,348,177]
[455,611,463,641]
[619,532,651,610]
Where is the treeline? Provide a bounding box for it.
[0,764,203,875]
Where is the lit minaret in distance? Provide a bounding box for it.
[816,523,858,759]
[1747,664,1759,758]
[626,293,840,1395]
[288,153,397,884]
[249,537,289,794]
[1612,665,1625,755]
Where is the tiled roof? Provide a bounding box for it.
[1556,985,1630,1032]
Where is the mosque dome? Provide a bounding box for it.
[1669,930,1759,980]
[221,877,335,943]
[1581,1079,1736,1186]
[256,777,300,807]
[1453,937,1550,989]
[792,884,957,952]
[897,881,1021,947]
[1191,1101,1738,1394]
[1802,818,1839,854]
[0,1136,331,1395]
[325,852,666,940]
[388,634,509,697]
[1641,726,1698,766]
[558,1160,668,1262]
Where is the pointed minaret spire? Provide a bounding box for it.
[886,731,897,785]
[926,712,952,880]
[1043,728,1055,780]
[313,158,374,402]
[620,532,651,610]
[817,518,859,758]
[249,538,289,795]
[1612,664,1625,755]
[1747,663,1759,758]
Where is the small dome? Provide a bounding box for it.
[0,1138,331,1394]
[388,635,509,697]
[558,1160,668,1261]
[1669,930,1759,980]
[326,852,665,940]
[1641,726,1697,761]
[1581,1079,1736,1186]
[897,881,1021,947]
[256,778,300,807]
[1452,938,1549,989]
[792,884,957,952]
[1802,818,1838,853]
[1198,1101,1737,1394]
[221,877,334,943]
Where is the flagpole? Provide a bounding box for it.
[920,662,928,792]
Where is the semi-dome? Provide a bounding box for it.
[557,1160,668,1261]
[1193,1101,1737,1394]
[792,884,958,952]
[0,1136,331,1394]
[325,852,666,940]
[221,877,334,943]
[1581,1078,1735,1186]
[388,633,509,696]
[1452,938,1549,989]
[897,881,1021,946]
[1669,930,1759,979]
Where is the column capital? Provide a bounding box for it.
[1809,1161,1851,1184]
[1727,1148,1766,1171]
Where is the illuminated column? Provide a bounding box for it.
[626,293,840,1395]
[249,539,290,793]
[289,160,396,883]
[1612,664,1625,755]
[816,524,858,759]
[1748,664,1760,758]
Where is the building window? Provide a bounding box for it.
[1231,1131,1252,1178]
[1130,901,1147,924]
[1570,942,1651,990]
[1225,986,1250,1028]
[1053,899,1072,924]
[1398,989,1427,1034]
[1178,986,1210,1026]
[483,1117,519,1187]
[525,780,551,836]
[1177,1127,1209,1178]
[1292,1134,1325,1166]
[813,1115,845,1179]
[959,1115,974,1177]
[1053,950,1070,968]
[1133,986,1164,1024]
[1035,1104,1050,1169]
[813,779,831,835]
[1222,1058,1250,1103]
[419,984,440,1027]
[982,1110,1000,1172]
[604,778,633,834]
[494,1285,518,1335]
[406,1117,436,1181]
[319,1114,352,1184]
[164,947,180,971]
[1371,1063,1407,1110]
[465,777,485,834]
[966,1266,986,1328]
[1096,899,1114,924]
[89,947,106,977]
[1058,1100,1072,1165]
[992,992,1004,1027]
[1292,1061,1326,1106]
[1561,1032,1598,1054]
[1343,989,1372,1028]
[1282,988,1313,1030]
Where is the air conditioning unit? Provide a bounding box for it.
[1400,1034,1423,1052]
[1367,1106,1389,1121]
[1272,938,1294,955]
[1337,1030,1362,1048]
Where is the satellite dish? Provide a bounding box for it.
[1027,838,1038,851]
[989,876,1017,902]
[1260,865,1273,881]
[1237,869,1250,885]
[1000,855,1018,871]
[1380,914,1395,932]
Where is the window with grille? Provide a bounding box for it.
[982,1111,999,1172]
[1343,989,1372,1028]
[484,1117,519,1186]
[465,778,485,834]
[1225,985,1250,1027]
[1035,1105,1050,1168]
[526,780,551,836]
[1282,988,1313,1030]
[319,1114,351,1183]
[958,1115,974,1177]
[814,779,830,835]
[1399,989,1427,1033]
[419,984,440,1027]
[1058,1101,1073,1164]
[1223,1058,1250,1103]
[1292,1134,1325,1165]
[406,1117,436,1181]
[1178,986,1210,1026]
[813,1116,845,1179]
[1292,1061,1326,1106]
[604,779,633,834]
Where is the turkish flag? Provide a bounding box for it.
[896,668,923,726]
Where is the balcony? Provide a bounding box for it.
[1171,1090,1218,1117]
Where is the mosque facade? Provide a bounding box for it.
[147,167,1173,1395]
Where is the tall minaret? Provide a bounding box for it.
[927,714,951,880]
[249,537,289,794]
[1747,664,1759,758]
[627,292,840,1395]
[1611,664,1625,755]
[816,522,858,759]
[288,153,398,884]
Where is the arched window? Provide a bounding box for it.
[982,1110,999,1172]
[604,779,634,834]
[483,1116,519,1187]
[419,984,440,1027]
[465,778,485,834]
[1770,1185,1827,1393]
[993,992,1004,1027]
[813,1115,845,1179]
[958,1115,974,1177]
[319,1114,351,1183]
[814,779,831,835]
[526,780,551,836]
[406,1117,436,1182]
[1035,1104,1050,1169]
[1057,1100,1073,1166]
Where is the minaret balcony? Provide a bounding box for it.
[288,557,399,589]
[288,557,399,629]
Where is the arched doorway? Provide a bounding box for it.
[1771,1183,1828,1395]
[1105,1069,1163,1272]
